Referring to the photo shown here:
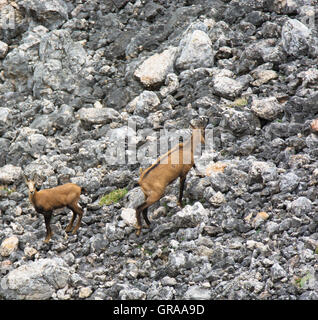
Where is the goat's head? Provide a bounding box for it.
[24,174,40,195]
[190,117,209,145]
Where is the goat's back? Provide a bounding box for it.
[35,183,81,211]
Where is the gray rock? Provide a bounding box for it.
[27,133,48,154]
[221,108,260,136]
[124,187,145,209]
[18,0,68,30]
[0,40,8,58]
[290,196,312,216]
[266,221,279,235]
[282,19,312,57]
[212,76,244,100]
[160,73,179,97]
[0,108,11,133]
[119,285,146,300]
[168,251,187,269]
[3,26,48,79]
[0,138,10,166]
[105,223,125,241]
[153,222,176,240]
[176,30,214,70]
[127,90,160,116]
[0,258,70,300]
[78,107,120,126]
[173,202,209,228]
[271,262,287,281]
[249,160,277,183]
[33,29,90,99]
[279,172,300,193]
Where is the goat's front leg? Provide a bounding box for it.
[43,211,53,243]
[177,176,186,208]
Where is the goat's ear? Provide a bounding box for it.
[23,174,29,183]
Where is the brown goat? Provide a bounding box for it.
[135,118,208,236]
[25,176,83,243]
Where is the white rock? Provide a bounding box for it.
[121,208,137,227]
[209,191,225,207]
[184,285,211,300]
[79,287,93,298]
[0,236,19,257]
[0,107,11,126]
[78,107,120,124]
[134,47,177,86]
[251,96,283,120]
[212,76,244,99]
[0,40,8,58]
[0,164,22,184]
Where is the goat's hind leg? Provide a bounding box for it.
[65,203,83,234]
[135,192,162,236]
[71,205,83,235]
[65,206,77,233]
[135,203,146,237]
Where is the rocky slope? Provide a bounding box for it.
[1,0,318,300]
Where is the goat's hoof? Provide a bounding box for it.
[136,229,141,237]
[177,202,184,208]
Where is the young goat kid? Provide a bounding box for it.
[25,176,83,243]
[135,117,209,236]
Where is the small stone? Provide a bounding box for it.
[79,287,93,298]
[253,211,269,228]
[24,246,38,258]
[161,276,177,286]
[266,221,279,235]
[209,191,225,207]
[0,236,19,257]
[184,285,211,300]
[251,69,278,86]
[271,262,287,281]
[78,107,120,125]
[0,40,8,58]
[251,97,283,120]
[205,162,227,175]
[310,119,318,132]
[120,208,137,227]
[212,76,244,100]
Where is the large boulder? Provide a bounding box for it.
[0,258,71,300]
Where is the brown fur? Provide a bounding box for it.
[135,119,208,236]
[26,180,83,243]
